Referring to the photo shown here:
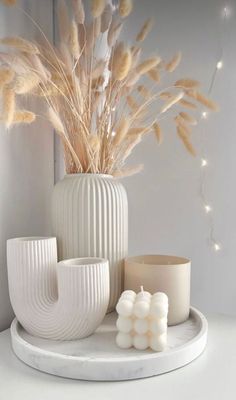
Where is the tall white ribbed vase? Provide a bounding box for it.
[52,174,128,311]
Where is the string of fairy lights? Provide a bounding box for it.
[199,4,230,252]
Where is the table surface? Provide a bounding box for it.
[0,313,235,400]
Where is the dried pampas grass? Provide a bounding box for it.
[153,123,162,144]
[91,0,106,18]
[175,79,200,89]
[119,0,133,18]
[136,18,153,42]
[177,125,196,156]
[179,112,197,125]
[166,52,182,72]
[72,0,85,24]
[2,86,15,128]
[136,57,161,75]
[0,36,39,54]
[147,67,160,82]
[69,20,80,59]
[13,110,36,124]
[179,99,197,110]
[14,72,40,94]
[113,117,130,146]
[113,164,143,178]
[137,85,151,99]
[113,47,132,80]
[0,67,14,87]
[187,90,219,111]
[101,4,112,33]
[161,92,184,113]
[107,19,123,47]
[0,0,216,173]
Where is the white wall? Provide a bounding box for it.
[0,1,54,331]
[121,0,236,316]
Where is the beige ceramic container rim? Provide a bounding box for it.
[125,254,190,266]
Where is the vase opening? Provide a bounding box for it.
[65,173,113,179]
[59,257,108,267]
[8,237,55,243]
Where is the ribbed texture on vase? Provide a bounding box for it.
[52,174,128,311]
[7,238,109,340]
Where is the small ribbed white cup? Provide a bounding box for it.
[7,236,109,340]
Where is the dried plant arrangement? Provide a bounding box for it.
[0,0,218,177]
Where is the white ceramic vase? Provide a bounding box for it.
[125,255,191,326]
[52,173,128,312]
[7,237,110,340]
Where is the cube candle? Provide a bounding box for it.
[116,287,168,352]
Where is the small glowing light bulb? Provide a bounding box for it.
[214,243,221,251]
[205,205,212,213]
[216,60,223,70]
[201,111,208,119]
[201,159,208,167]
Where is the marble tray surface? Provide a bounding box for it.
[10,307,208,381]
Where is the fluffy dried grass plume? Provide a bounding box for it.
[113,117,131,146]
[0,36,39,54]
[175,79,200,89]
[113,47,132,80]
[2,86,15,128]
[119,0,133,18]
[166,52,182,72]
[13,110,36,124]
[179,112,197,125]
[136,57,161,75]
[72,0,85,24]
[136,18,153,42]
[0,0,217,176]
[91,0,106,18]
[14,73,40,94]
[147,67,160,82]
[153,123,162,144]
[101,4,112,32]
[187,90,219,111]
[69,19,80,59]
[0,67,15,87]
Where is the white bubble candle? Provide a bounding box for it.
[116,287,168,352]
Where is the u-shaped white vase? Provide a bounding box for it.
[7,237,110,340]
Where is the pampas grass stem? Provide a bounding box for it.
[161,92,184,113]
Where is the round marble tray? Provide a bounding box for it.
[10,307,207,381]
